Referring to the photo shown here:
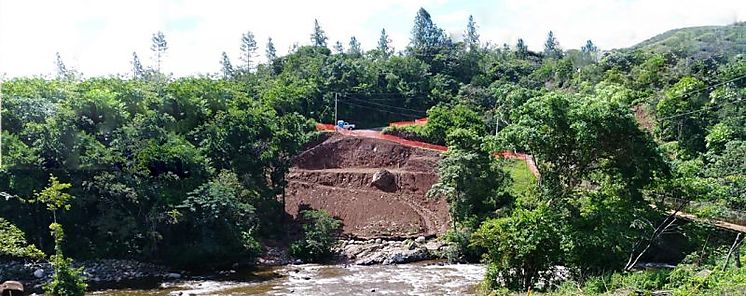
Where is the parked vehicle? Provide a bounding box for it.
[336,120,355,130]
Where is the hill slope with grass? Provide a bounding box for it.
[632,22,746,59]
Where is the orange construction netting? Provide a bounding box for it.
[315,122,540,177]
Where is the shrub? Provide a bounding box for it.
[0,217,45,259]
[290,209,341,262]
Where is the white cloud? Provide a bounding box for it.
[0,0,743,77]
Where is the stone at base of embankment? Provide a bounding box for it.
[336,237,447,265]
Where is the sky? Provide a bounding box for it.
[0,0,744,78]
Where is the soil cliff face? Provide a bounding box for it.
[285,134,450,239]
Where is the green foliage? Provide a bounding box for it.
[33,175,74,213]
[473,204,563,291]
[656,76,709,155]
[43,223,87,296]
[428,128,511,227]
[168,171,262,267]
[0,218,45,259]
[0,77,313,264]
[290,209,342,262]
[425,104,487,145]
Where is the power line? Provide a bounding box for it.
[657,73,746,121]
[337,100,423,118]
[658,96,744,121]
[343,96,428,114]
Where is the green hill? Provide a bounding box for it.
[632,22,746,59]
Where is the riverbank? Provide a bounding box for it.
[0,259,181,292]
[0,237,451,293]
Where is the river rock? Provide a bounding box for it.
[33,269,45,278]
[167,272,182,279]
[370,169,396,192]
[415,236,426,243]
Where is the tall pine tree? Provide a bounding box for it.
[240,31,258,70]
[311,19,328,47]
[348,36,362,57]
[151,31,168,72]
[410,8,447,56]
[333,41,344,54]
[131,51,145,78]
[266,37,277,62]
[220,51,234,78]
[465,15,480,51]
[377,28,393,57]
[543,31,562,59]
[54,52,69,79]
[515,38,528,58]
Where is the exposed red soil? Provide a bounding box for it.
[285,134,450,239]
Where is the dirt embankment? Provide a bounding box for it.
[285,134,450,239]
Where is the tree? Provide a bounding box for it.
[581,39,598,56]
[427,128,510,227]
[333,41,344,54]
[240,31,258,70]
[515,38,528,58]
[44,223,87,296]
[151,31,168,72]
[543,31,562,59]
[310,19,328,47]
[266,37,277,62]
[131,52,145,79]
[465,15,480,51]
[34,175,87,296]
[172,171,262,266]
[410,8,447,55]
[219,51,234,78]
[377,28,394,57]
[473,205,563,291]
[347,36,362,57]
[54,52,74,80]
[656,76,709,155]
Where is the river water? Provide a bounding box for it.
[88,262,485,296]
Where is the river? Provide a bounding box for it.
[88,262,485,296]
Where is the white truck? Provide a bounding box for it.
[336,120,356,130]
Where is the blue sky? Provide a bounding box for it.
[0,0,744,77]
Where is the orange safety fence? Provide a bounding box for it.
[389,118,429,127]
[315,122,540,178]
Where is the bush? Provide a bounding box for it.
[382,124,429,142]
[441,227,482,263]
[0,218,45,259]
[290,209,342,262]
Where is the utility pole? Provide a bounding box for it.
[0,78,3,169]
[495,110,502,136]
[334,92,338,125]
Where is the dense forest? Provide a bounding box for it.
[2,7,746,295]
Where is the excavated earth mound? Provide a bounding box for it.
[285,134,450,239]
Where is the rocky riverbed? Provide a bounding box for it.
[0,259,180,291]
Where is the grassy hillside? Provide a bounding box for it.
[632,22,746,59]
